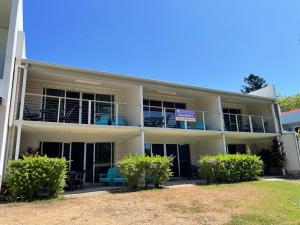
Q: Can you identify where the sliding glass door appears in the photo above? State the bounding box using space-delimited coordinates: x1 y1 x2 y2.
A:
145 143 191 178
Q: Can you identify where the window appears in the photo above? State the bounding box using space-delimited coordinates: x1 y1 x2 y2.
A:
223 108 242 131
227 144 246 154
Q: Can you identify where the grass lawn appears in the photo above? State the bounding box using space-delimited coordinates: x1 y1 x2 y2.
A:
1 180 300 225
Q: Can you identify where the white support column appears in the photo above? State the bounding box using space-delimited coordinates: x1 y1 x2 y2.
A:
217 96 224 131
139 85 144 127
235 114 239 132
9 65 22 126
88 100 91 125
249 115 253 133
19 66 28 120
262 117 265 133
57 97 61 122
271 103 280 133
202 111 206 130
115 103 119 125
222 134 227 154
14 125 22 160
140 130 145 155
79 93 82 124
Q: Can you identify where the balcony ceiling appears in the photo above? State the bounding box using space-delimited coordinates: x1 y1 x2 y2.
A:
0 0 11 29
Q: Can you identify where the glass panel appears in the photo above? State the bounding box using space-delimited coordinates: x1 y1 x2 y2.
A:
70 142 84 172
82 93 95 124
178 144 191 177
163 101 175 108
152 144 164 156
144 144 151 156
85 143 94 183
63 143 70 169
150 100 162 107
175 103 186 109
65 91 80 123
143 99 149 106
94 143 114 183
42 142 62 158
166 144 179 177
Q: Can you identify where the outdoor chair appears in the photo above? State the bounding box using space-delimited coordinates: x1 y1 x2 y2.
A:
23 107 42 121
99 167 115 186
112 116 126 126
59 106 78 123
95 115 110 125
193 120 205 130
112 168 126 186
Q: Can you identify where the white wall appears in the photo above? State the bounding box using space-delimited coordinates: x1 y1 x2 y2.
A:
125 134 144 155
0 28 8 79
249 85 276 98
281 133 300 175
0 0 25 186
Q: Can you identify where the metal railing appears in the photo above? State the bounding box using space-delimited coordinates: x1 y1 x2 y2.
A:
143 106 221 131
22 93 141 126
223 113 276 133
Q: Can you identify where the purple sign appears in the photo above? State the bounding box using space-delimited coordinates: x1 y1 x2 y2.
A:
175 109 196 122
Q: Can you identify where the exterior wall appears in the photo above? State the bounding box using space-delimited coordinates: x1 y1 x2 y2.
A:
0 27 8 79
225 137 273 154
281 133 300 176
190 137 225 165
0 0 25 186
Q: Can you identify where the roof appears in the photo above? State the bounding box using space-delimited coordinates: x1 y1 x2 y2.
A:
21 59 277 102
281 109 300 124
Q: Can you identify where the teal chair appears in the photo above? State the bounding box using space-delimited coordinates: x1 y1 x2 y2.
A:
112 116 126 126
96 115 110 125
177 121 192 129
194 120 205 130
99 167 115 186
112 168 126 186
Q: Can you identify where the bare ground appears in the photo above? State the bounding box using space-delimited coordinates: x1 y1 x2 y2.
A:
0 183 266 225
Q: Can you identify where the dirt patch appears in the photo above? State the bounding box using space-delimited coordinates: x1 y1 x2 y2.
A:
0 184 266 225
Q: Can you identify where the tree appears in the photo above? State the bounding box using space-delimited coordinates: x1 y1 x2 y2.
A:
241 74 268 93
278 93 300 112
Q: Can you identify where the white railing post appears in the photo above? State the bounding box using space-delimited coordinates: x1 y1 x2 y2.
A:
184 121 188 129
88 100 91 125
163 108 166 128
115 103 119 125
262 117 265 133
249 115 253 133
19 66 28 120
57 97 61 122
79 96 82 124
235 114 239 132
202 111 206 130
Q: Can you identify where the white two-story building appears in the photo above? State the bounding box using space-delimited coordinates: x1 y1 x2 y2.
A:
1 0 292 186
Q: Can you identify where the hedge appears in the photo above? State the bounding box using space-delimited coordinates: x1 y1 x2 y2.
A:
198 154 263 184
119 155 172 188
6 156 67 200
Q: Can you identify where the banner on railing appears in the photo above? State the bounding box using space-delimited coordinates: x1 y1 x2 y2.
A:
175 109 196 122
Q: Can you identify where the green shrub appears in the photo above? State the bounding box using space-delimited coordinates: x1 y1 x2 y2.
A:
119 155 172 188
198 154 263 184
6 156 67 200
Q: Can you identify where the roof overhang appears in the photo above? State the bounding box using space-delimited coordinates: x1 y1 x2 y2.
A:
21 59 277 102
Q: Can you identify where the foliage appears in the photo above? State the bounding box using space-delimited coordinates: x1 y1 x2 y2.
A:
119 155 173 188
6 156 67 200
278 93 300 112
19 146 39 159
198 154 263 184
241 74 267 93
258 139 285 172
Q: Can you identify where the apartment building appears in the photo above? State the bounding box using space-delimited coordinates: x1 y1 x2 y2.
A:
1 0 291 186
2 59 278 183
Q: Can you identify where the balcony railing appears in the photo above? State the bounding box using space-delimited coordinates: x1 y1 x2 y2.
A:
143 106 221 131
22 93 141 126
223 113 276 133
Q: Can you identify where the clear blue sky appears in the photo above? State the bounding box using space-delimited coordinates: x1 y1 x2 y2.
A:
24 0 300 96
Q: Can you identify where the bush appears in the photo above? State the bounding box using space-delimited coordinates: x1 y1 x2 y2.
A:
198 154 263 184
119 155 172 188
6 156 67 200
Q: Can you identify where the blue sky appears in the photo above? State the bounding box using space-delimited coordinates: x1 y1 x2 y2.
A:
24 0 300 96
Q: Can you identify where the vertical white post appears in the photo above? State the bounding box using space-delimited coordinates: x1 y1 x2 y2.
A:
88 100 91 125
262 117 265 133
202 111 206 130
271 103 280 133
15 125 22 160
140 130 145 155
222 133 227 154
115 103 119 125
249 115 253 133
163 108 167 128
79 93 82 124
19 66 28 120
184 121 188 130
69 143 72 171
217 96 224 131
139 85 144 127
235 114 239 132
57 97 61 122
